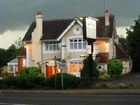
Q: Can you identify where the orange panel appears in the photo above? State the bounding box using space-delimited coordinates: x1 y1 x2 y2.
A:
46 66 58 78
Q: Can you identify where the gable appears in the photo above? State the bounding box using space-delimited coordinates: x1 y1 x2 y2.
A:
61 23 83 40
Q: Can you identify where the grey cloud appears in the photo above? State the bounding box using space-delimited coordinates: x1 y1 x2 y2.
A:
0 0 139 34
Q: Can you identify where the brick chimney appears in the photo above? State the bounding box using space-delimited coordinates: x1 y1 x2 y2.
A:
31 11 43 67
105 10 110 26
35 11 43 38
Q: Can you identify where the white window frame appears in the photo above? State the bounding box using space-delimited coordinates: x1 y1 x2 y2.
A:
68 58 83 77
68 36 86 52
43 42 60 53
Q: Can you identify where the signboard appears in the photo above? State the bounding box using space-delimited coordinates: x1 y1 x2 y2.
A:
83 17 97 39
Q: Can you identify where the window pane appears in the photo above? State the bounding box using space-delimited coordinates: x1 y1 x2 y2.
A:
74 43 77 49
53 44 57 50
49 44 52 51
83 41 86 49
70 43 73 49
79 43 82 49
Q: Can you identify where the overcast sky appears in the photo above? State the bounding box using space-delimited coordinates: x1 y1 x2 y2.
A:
0 0 140 49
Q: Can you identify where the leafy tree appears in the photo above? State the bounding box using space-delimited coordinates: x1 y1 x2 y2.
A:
6 44 18 62
0 43 23 69
108 59 123 78
14 37 24 49
0 48 6 69
126 16 140 72
81 56 99 79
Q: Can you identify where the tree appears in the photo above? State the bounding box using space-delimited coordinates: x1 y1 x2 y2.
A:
0 43 23 69
14 37 24 49
126 16 140 72
81 56 99 79
0 48 6 69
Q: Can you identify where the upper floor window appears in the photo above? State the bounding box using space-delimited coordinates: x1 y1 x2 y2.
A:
45 42 60 51
69 38 86 50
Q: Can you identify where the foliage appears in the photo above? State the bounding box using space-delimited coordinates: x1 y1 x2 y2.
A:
126 16 140 72
0 44 23 69
14 37 24 48
99 71 110 81
20 67 44 77
46 73 80 89
0 48 7 69
0 67 46 89
81 56 99 79
108 59 123 78
0 76 47 89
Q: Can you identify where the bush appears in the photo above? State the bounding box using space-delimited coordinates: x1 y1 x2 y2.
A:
0 67 47 89
81 56 99 79
0 76 47 89
108 59 123 78
46 73 80 89
79 77 95 88
99 71 110 81
20 67 44 77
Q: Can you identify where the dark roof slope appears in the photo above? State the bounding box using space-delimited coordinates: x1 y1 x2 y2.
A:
41 19 73 40
114 42 130 59
22 15 115 42
22 22 35 42
96 15 114 38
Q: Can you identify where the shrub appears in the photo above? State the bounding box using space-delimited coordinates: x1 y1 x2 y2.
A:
81 56 99 79
46 73 80 89
0 76 47 89
108 59 123 78
79 77 95 88
0 67 47 89
20 67 44 77
99 71 110 81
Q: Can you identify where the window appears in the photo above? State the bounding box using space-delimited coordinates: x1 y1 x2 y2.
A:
69 60 83 73
69 38 86 50
45 42 60 51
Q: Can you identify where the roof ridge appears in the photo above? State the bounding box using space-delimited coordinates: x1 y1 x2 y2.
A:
43 18 73 22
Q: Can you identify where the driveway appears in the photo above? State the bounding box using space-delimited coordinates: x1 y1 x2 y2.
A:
99 72 140 87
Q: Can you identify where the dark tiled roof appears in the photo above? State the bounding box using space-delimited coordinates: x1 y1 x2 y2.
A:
22 22 35 42
41 19 73 40
96 15 114 38
114 42 130 59
22 15 114 41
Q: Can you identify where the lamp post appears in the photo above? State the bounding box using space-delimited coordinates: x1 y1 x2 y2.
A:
54 56 57 89
60 44 66 89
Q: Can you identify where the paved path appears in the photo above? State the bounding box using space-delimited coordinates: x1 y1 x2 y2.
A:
100 72 140 87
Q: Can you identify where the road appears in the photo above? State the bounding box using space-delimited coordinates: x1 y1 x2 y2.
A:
0 91 140 105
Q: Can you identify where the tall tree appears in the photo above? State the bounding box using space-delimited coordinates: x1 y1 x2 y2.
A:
14 37 24 49
126 16 140 72
0 48 6 69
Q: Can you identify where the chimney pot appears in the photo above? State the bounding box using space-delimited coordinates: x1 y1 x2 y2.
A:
36 11 42 15
105 9 110 26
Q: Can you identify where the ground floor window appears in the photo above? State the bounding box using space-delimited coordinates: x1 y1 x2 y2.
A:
69 60 83 73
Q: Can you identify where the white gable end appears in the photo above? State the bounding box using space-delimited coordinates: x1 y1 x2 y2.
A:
57 18 83 41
